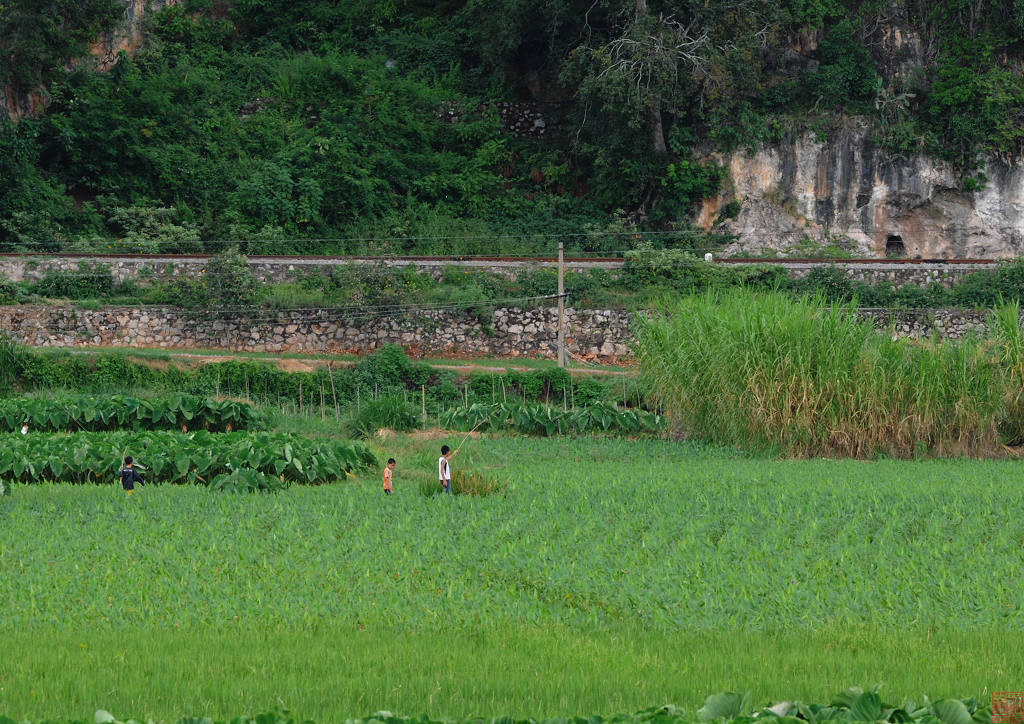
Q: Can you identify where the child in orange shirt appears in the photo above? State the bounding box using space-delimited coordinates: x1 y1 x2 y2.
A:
383 458 395 495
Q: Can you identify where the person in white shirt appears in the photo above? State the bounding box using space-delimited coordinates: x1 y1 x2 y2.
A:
438 444 457 494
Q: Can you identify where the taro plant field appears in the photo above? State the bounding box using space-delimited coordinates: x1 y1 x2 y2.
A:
0 431 375 486
0 394 264 433
2 433 1023 722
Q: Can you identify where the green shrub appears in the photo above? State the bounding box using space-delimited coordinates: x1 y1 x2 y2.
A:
345 394 421 438
0 278 25 304
621 249 733 293
203 248 259 307
802 20 880 111
29 262 130 299
789 265 854 302
141 277 212 308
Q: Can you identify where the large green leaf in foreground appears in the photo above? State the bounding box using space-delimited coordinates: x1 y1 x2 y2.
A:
3 687 996 724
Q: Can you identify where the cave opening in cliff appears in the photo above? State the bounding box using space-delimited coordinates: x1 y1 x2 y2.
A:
886 235 905 258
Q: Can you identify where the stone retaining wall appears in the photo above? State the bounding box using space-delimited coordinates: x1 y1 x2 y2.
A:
757 260 993 288
0 254 1001 288
0 305 633 360
0 304 1002 360
853 308 990 338
0 255 614 284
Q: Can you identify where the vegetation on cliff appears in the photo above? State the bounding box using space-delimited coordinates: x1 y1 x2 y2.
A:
0 0 1022 253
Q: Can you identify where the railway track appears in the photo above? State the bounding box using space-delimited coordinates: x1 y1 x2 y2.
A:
0 252 1003 265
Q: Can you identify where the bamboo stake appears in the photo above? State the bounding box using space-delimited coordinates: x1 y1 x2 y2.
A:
328 363 340 419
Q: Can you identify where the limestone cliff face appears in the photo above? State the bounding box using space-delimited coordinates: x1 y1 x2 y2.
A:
0 83 46 122
88 0 181 71
704 122 1024 259
701 9 1023 259
1 0 180 120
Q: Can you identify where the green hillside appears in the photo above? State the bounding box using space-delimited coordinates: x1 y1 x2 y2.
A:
0 0 1022 254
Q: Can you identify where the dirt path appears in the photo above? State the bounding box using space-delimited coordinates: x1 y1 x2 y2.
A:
63 347 637 376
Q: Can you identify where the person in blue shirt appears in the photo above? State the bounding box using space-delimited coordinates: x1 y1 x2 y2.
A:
119 456 144 493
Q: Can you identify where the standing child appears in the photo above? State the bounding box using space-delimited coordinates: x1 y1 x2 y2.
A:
383 458 395 495
119 455 143 494
438 445 457 494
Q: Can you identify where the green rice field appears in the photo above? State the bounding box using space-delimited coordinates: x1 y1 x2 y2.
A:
1 436 1022 721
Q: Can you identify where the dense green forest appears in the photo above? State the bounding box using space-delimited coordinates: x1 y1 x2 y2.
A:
0 0 1022 255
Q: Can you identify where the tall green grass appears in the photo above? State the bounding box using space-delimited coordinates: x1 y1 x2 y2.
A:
991 299 1024 445
0 626 1016 723
634 290 1003 457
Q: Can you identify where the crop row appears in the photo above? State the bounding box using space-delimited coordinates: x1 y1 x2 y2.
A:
3 437 1023 630
441 401 664 436
0 430 375 486
6 688 994 724
0 394 263 433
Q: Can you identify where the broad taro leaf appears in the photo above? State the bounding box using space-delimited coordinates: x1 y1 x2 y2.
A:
832 688 868 710
50 408 69 431
698 692 752 722
849 692 883 722
932 700 974 724
46 456 64 480
174 454 191 479
129 396 149 421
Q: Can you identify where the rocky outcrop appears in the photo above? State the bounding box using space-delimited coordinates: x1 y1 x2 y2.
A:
1 0 180 121
88 0 181 71
706 121 1024 259
703 9 1023 259
0 83 46 122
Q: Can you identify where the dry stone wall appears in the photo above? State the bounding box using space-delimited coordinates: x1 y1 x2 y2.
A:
0 304 1002 360
0 305 633 360
0 255 616 285
740 260 993 288
0 254 1001 289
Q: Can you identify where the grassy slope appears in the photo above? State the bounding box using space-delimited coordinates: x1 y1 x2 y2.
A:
1 435 1021 720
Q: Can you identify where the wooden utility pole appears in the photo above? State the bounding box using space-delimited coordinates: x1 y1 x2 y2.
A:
557 241 566 367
